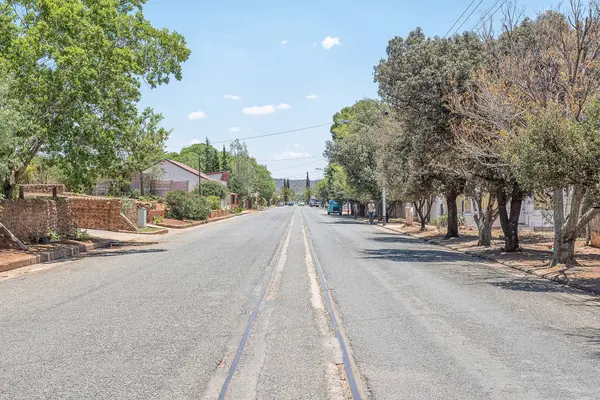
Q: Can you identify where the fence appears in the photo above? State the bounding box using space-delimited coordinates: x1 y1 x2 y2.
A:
130 174 189 197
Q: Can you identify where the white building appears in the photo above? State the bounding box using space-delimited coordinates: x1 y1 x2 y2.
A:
143 159 216 192
428 194 554 231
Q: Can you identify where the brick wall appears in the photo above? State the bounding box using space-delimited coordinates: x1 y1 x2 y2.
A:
20 184 65 196
69 198 137 232
209 209 228 219
0 199 73 243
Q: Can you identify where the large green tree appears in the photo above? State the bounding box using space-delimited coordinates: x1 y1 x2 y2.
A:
0 0 190 196
326 99 382 203
374 28 484 237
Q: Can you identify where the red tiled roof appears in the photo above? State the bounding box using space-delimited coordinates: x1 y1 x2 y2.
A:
164 159 213 181
207 171 230 182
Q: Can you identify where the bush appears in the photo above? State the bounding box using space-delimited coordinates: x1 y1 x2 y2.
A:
198 180 229 199
165 190 210 220
432 214 448 228
207 195 221 210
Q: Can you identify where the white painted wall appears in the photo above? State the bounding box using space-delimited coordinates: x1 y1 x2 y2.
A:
144 161 199 192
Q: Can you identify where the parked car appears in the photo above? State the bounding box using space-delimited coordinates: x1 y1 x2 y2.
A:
288 201 295 206
298 202 305 206
327 200 342 215
309 199 321 207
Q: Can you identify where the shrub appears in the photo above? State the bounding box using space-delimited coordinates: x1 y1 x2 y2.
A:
152 215 164 224
165 190 210 220
74 228 91 241
207 195 221 210
198 180 229 199
432 214 448 228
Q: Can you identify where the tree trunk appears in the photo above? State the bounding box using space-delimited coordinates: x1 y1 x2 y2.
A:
414 201 426 231
139 170 145 196
550 185 598 266
497 186 523 252
445 190 459 238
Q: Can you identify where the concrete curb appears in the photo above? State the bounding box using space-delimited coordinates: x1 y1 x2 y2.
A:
157 212 241 230
373 221 600 296
0 239 116 273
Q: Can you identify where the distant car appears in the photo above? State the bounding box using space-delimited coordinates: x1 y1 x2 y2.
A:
298 202 305 206
288 201 294 206
309 199 320 207
327 200 342 215
277 201 285 207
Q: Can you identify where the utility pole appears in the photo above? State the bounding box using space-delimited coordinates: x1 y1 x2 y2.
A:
198 154 202 195
382 185 387 226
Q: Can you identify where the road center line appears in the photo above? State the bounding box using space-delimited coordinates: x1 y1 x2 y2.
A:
216 209 296 400
300 209 364 400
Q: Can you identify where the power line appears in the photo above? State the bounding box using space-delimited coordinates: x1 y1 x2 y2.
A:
167 123 331 149
212 123 330 145
443 0 479 38
256 155 322 163
471 0 508 32
450 0 486 37
269 159 324 173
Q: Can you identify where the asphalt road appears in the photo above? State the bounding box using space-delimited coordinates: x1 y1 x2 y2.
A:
2 206 600 399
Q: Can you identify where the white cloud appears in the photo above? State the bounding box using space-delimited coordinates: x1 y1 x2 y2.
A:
224 94 242 100
306 94 318 99
188 138 202 145
229 127 241 132
293 143 299 147
276 103 291 110
281 40 288 45
242 105 276 115
274 151 311 160
321 36 340 49
188 111 206 120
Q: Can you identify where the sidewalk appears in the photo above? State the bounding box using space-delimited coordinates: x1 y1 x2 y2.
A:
362 217 600 295
1 238 115 274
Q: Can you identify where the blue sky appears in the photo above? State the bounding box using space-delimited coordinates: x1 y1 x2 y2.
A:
139 0 553 180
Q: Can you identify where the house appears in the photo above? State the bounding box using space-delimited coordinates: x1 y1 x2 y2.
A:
205 171 230 186
143 159 216 193
427 194 554 231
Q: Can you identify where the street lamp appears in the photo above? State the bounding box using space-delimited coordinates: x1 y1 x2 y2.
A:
336 118 387 226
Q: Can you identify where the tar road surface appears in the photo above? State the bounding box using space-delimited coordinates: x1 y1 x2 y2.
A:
1 206 600 399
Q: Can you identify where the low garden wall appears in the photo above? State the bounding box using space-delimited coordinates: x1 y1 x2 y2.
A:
69 198 137 232
209 209 228 219
20 184 66 196
0 198 75 243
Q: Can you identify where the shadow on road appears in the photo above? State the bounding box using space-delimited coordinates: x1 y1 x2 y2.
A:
369 233 416 244
319 218 366 226
360 247 476 264
488 277 574 294
44 248 168 264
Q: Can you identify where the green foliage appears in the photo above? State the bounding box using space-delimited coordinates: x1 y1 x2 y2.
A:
121 199 136 217
199 180 229 199
47 228 61 242
0 0 190 196
207 195 221 211
432 215 448 228
152 215 164 224
74 228 91 241
165 191 210 221
326 99 382 201
303 188 313 203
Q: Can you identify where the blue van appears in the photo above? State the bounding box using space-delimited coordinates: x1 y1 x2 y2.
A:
327 200 342 215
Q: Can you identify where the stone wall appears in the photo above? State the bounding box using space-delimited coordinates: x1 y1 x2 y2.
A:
20 184 65 196
0 199 74 243
209 209 228 219
69 198 137 232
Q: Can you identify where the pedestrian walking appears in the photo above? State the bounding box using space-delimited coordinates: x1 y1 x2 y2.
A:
367 200 376 225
